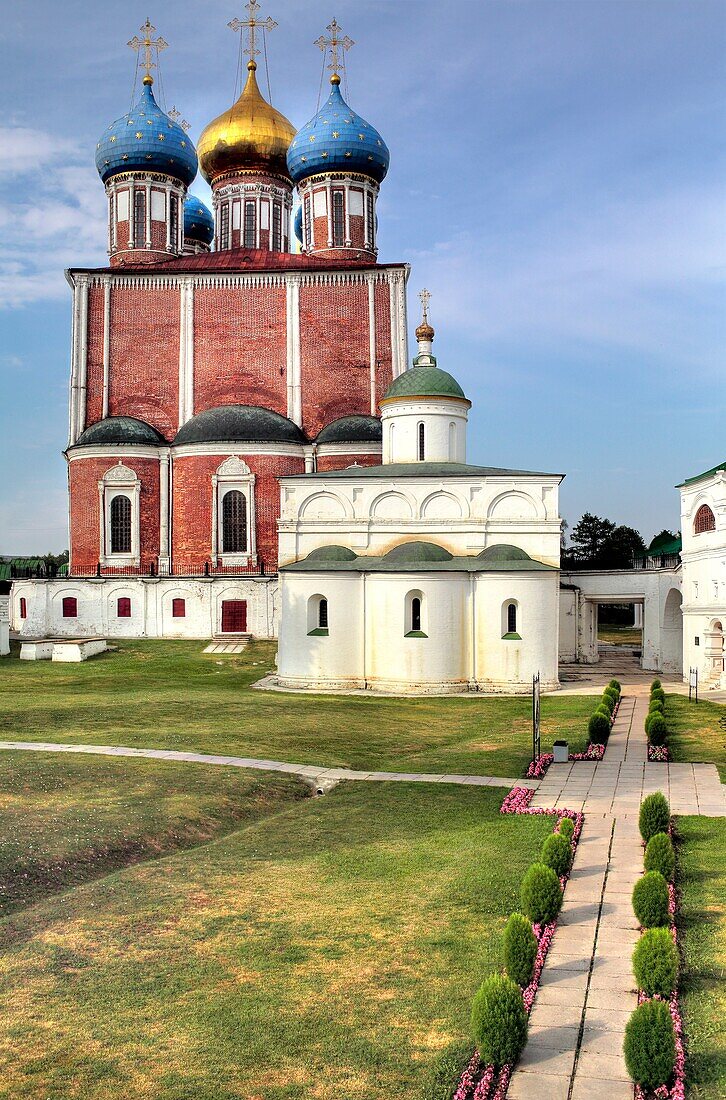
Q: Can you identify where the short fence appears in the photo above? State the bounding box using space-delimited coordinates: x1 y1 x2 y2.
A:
632 552 681 571
13 558 276 580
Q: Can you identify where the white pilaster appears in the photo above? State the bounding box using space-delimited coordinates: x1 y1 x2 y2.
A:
159 450 170 573
76 277 89 440
367 275 377 415
286 275 302 426
178 279 195 426
145 183 151 248
102 278 111 420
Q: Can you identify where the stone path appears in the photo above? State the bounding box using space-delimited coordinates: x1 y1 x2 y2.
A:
509 693 724 1100
0 740 524 790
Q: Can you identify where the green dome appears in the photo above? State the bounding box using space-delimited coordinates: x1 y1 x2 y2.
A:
74 416 167 447
383 541 453 563
382 364 467 402
305 545 357 562
478 544 532 562
173 405 306 446
315 415 382 444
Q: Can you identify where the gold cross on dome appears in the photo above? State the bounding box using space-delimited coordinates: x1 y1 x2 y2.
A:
127 18 168 83
229 0 277 64
314 18 354 79
168 106 191 132
419 287 431 324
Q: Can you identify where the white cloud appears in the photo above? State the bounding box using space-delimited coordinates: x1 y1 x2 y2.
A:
0 127 80 175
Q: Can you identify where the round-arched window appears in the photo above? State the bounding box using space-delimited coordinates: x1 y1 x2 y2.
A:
694 504 716 534
222 490 247 553
110 494 131 554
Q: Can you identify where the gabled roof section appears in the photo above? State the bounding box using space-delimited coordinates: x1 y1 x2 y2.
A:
282 461 563 480
677 460 726 488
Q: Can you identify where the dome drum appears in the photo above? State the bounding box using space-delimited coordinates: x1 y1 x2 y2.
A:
211 179 292 253
105 174 186 264
297 174 379 258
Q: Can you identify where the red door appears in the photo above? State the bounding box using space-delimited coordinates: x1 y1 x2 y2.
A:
221 600 247 633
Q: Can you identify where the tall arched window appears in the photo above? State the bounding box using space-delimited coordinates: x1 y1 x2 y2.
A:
318 598 328 629
365 192 375 247
448 422 456 461
304 194 312 250
332 190 345 246
307 594 329 636
507 603 517 634
19 597 27 619
169 194 177 247
219 203 230 249
411 597 421 632
271 202 282 251
405 590 427 637
418 422 425 461
222 490 247 553
694 504 716 533
133 189 145 245
110 495 132 554
244 201 256 248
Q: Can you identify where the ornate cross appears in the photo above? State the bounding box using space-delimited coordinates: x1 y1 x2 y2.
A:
314 18 354 77
168 107 191 133
228 0 277 64
419 287 431 324
127 18 168 82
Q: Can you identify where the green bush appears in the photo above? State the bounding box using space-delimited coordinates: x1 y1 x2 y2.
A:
648 697 665 714
558 817 575 841
424 1042 475 1100
603 686 619 707
520 863 562 924
639 792 670 842
632 871 670 927
609 678 621 693
540 832 572 878
651 678 662 691
471 974 528 1067
644 833 675 881
632 928 678 997
594 704 612 719
648 715 668 746
623 1000 675 1088
600 692 615 714
588 712 610 745
503 912 537 987
651 686 666 705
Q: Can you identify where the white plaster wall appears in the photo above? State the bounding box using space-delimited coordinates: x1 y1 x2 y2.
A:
278 473 562 569
277 573 364 688
558 588 579 663
680 470 726 684
381 399 468 464
475 572 560 692
0 595 9 656
365 572 469 692
10 578 278 640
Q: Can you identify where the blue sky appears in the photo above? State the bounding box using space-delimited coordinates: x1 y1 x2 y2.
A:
1 0 724 553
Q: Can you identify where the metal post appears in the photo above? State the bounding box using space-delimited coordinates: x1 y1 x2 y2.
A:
532 672 541 766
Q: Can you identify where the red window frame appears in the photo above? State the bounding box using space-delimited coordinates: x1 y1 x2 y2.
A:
62 597 77 618
19 597 27 619
172 598 186 618
117 597 131 618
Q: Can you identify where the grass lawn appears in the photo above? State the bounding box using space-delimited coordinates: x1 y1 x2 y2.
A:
0 640 595 777
597 625 642 646
0 751 307 916
666 694 726 780
0 759 553 1099
677 816 726 1100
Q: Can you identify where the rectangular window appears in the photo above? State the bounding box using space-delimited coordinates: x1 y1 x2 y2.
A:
271 202 282 252
220 203 230 249
172 598 186 618
19 597 27 619
332 190 345 246
133 189 146 245
169 194 177 247
244 201 256 248
304 194 312 250
366 192 374 246
62 597 77 618
117 597 131 618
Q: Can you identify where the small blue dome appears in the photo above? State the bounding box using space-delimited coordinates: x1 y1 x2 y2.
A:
287 77 389 186
184 195 214 245
95 79 198 187
293 204 303 245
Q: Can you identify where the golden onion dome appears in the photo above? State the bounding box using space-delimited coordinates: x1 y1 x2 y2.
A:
197 61 296 184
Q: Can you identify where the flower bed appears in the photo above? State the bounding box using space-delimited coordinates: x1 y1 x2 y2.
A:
525 741 605 779
647 744 670 763
451 790 584 1099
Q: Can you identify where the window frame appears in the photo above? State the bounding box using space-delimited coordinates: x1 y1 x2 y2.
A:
243 200 256 248
62 596 77 619
221 489 248 555
110 493 132 555
19 596 27 619
307 593 329 637
99 465 141 566
117 596 132 618
332 190 345 247
694 503 716 534
172 598 186 619
133 188 146 247
405 589 427 638
502 600 521 640
417 422 425 462
219 202 230 249
211 457 257 566
271 201 282 251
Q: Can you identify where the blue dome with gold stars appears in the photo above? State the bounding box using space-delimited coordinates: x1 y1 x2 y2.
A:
183 195 214 245
287 76 389 185
95 78 198 187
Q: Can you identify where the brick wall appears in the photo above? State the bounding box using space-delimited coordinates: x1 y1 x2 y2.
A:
316 451 381 471
69 456 161 572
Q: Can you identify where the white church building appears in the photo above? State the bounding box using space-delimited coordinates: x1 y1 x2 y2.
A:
679 462 726 689
275 315 564 694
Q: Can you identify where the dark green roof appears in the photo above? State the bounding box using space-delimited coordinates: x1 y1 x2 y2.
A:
283 461 561 480
281 542 556 574
315 415 382 445
677 460 726 488
173 405 306 446
382 364 467 402
73 416 167 447
634 534 682 559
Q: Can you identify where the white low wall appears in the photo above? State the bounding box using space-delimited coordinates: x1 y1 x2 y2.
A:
10 577 279 640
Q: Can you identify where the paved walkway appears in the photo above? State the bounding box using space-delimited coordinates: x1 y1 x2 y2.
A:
509 693 724 1100
0 740 525 790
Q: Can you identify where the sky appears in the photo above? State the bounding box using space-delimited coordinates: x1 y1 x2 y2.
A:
0 0 724 554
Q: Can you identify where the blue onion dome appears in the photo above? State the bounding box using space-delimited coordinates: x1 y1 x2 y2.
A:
95 76 198 187
287 75 389 185
183 195 214 246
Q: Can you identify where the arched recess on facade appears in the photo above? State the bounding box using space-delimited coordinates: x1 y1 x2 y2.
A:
298 491 352 522
370 490 415 520
420 490 468 521
487 490 543 521
660 588 683 675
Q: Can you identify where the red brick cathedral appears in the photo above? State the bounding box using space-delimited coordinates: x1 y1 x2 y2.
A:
66 13 408 612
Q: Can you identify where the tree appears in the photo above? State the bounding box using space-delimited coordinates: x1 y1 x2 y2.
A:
569 513 616 567
601 525 646 569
